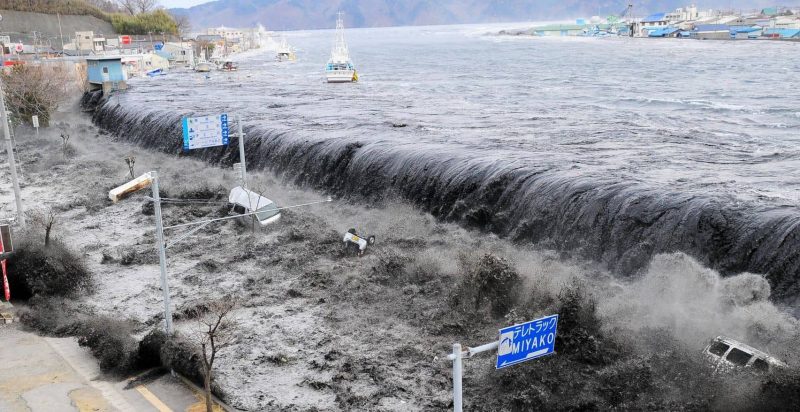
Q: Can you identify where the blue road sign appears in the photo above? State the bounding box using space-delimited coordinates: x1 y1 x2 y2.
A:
496 314 558 369
182 114 230 151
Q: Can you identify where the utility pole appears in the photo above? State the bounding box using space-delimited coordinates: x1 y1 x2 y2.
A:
0 79 25 227
150 171 173 335
237 114 247 189
57 13 65 51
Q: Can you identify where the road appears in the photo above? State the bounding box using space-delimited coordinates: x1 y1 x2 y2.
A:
0 321 207 412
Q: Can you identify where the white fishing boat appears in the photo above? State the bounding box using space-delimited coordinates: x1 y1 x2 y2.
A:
195 51 212 72
195 61 212 72
326 12 357 83
276 38 296 62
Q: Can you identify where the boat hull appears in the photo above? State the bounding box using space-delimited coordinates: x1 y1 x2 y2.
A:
326 70 355 83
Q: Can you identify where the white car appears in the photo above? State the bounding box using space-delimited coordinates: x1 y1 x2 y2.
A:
228 186 281 226
703 336 787 374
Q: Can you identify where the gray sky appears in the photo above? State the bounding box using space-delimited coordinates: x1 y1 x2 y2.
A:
160 0 211 8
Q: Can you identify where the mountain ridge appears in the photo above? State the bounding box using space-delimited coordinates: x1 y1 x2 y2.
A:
171 0 789 31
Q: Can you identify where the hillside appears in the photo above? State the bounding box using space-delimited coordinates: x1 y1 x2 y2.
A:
0 0 111 21
171 0 786 30
0 9 116 39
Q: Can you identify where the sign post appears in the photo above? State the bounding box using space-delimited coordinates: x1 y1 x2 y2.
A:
444 314 559 411
182 113 229 151
31 115 39 136
0 225 11 302
236 114 247 188
181 113 247 188
0 76 25 226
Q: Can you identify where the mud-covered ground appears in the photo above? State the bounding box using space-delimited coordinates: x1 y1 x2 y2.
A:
2 104 800 411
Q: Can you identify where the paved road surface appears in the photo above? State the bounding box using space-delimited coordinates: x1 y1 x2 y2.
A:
0 322 204 411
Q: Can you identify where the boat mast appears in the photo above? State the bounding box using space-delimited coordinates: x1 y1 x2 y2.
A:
331 11 348 60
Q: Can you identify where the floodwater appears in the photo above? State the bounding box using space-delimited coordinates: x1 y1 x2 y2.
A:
97 24 800 307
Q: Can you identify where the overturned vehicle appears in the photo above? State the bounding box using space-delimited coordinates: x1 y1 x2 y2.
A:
704 336 787 374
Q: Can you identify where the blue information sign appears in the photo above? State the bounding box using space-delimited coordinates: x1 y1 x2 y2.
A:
182 113 230 151
496 314 558 369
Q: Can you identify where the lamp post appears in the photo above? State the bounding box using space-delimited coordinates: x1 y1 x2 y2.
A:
109 172 173 334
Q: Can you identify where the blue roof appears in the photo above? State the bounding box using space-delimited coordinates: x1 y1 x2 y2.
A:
647 27 680 37
763 28 800 37
694 24 730 32
642 13 667 23
730 26 761 33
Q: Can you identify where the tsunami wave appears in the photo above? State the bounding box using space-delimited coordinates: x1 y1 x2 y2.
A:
84 91 800 310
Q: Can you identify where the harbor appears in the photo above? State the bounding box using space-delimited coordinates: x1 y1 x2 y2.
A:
500 4 800 40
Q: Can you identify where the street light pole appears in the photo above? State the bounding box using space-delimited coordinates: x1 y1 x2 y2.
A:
0 78 25 227
150 171 173 335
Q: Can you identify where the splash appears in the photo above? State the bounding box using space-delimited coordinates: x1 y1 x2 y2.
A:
84 91 800 310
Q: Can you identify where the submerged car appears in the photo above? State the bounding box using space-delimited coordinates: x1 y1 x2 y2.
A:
228 186 281 226
703 336 787 374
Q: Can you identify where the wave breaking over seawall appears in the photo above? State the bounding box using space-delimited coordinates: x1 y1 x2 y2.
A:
85 92 800 309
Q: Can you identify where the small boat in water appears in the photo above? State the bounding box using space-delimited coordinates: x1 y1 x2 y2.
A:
195 61 212 72
326 12 357 83
276 38 296 62
220 59 239 71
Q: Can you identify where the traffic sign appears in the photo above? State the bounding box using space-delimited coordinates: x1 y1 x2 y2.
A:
181 114 230 151
31 115 39 129
496 314 558 369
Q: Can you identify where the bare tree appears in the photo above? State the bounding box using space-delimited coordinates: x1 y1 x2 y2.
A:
60 132 71 159
30 208 57 246
125 155 136 178
189 298 238 412
171 13 191 36
0 64 71 127
116 0 158 14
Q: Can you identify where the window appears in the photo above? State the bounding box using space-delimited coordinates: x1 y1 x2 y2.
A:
102 67 108 74
708 341 729 357
726 348 752 367
752 358 769 373
255 203 280 222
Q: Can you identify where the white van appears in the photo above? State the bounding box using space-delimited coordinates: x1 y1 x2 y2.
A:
228 186 281 226
703 336 787 374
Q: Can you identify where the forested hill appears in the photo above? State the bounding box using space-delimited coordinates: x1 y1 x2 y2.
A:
171 0 786 31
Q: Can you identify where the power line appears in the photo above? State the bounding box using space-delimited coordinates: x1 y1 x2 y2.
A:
162 198 332 230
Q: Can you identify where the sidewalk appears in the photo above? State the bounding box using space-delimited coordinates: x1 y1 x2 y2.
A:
0 322 201 412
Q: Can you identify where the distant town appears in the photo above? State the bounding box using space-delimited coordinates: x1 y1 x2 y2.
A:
502 4 800 40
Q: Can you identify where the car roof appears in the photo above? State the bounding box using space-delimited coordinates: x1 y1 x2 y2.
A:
229 186 275 210
712 336 786 366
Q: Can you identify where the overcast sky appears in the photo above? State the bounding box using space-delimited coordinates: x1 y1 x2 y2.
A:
160 0 211 8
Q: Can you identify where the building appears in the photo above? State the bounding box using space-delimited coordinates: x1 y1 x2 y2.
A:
86 56 127 93
762 28 800 39
693 24 731 40
160 42 195 66
75 31 107 52
648 27 681 37
207 26 243 41
120 53 170 77
530 24 590 36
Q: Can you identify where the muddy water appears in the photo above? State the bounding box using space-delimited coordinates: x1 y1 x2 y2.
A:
89 24 800 309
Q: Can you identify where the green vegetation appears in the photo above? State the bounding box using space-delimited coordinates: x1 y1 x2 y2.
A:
2 0 179 35
110 9 178 35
